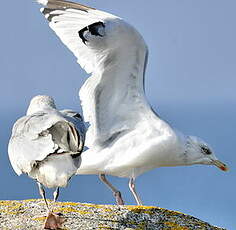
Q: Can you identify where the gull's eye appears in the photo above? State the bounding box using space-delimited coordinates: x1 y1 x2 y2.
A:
201 146 212 155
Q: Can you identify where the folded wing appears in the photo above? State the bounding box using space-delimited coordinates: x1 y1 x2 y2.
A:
8 110 85 175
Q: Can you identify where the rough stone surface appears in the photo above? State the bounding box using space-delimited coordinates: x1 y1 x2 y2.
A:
0 199 226 229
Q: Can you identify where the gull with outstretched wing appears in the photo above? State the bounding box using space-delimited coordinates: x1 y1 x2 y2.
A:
36 0 228 206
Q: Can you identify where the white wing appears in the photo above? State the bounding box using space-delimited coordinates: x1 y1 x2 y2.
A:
38 0 152 148
38 0 117 74
8 110 84 175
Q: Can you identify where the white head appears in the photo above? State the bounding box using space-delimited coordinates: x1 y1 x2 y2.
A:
26 95 56 115
185 136 228 171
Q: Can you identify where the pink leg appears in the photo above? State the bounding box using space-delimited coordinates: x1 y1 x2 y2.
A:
99 174 125 205
129 178 143 205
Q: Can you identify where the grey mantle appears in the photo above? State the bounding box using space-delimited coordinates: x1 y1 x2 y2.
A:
0 200 226 229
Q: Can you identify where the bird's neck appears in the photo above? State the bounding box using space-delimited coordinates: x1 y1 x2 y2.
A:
170 135 203 167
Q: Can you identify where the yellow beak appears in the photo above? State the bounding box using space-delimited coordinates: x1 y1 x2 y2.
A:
212 160 229 171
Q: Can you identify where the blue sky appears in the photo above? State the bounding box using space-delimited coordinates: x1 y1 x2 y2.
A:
1 0 235 229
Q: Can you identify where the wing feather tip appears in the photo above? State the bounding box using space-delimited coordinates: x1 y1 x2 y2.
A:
40 7 45 13
37 0 48 5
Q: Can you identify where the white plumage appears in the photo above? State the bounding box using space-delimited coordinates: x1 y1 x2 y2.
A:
8 95 85 188
37 0 228 205
37 0 48 5
8 95 86 228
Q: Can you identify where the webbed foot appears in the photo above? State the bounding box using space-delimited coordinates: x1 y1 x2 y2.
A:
44 212 65 230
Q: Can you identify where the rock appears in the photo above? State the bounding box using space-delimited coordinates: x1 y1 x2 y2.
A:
0 199 226 229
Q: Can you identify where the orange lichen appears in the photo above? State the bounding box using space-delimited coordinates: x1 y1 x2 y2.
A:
32 216 47 221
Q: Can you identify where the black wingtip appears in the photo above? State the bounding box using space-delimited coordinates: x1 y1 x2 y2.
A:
41 0 94 12
88 22 105 37
40 0 95 22
78 22 105 44
78 27 89 44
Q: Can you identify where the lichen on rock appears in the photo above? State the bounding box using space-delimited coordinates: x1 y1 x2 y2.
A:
0 200 226 230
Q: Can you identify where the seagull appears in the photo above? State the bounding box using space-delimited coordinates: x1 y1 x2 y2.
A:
8 95 86 229
36 0 229 206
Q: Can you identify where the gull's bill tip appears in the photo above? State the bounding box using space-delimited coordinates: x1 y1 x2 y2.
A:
212 160 229 172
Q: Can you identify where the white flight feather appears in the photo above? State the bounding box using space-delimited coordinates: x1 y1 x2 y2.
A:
37 0 48 6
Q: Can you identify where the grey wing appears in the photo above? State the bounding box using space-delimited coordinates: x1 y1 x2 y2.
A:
8 111 85 175
60 109 86 153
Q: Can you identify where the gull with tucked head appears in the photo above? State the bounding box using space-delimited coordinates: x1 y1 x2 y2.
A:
36 0 228 206
8 95 86 229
